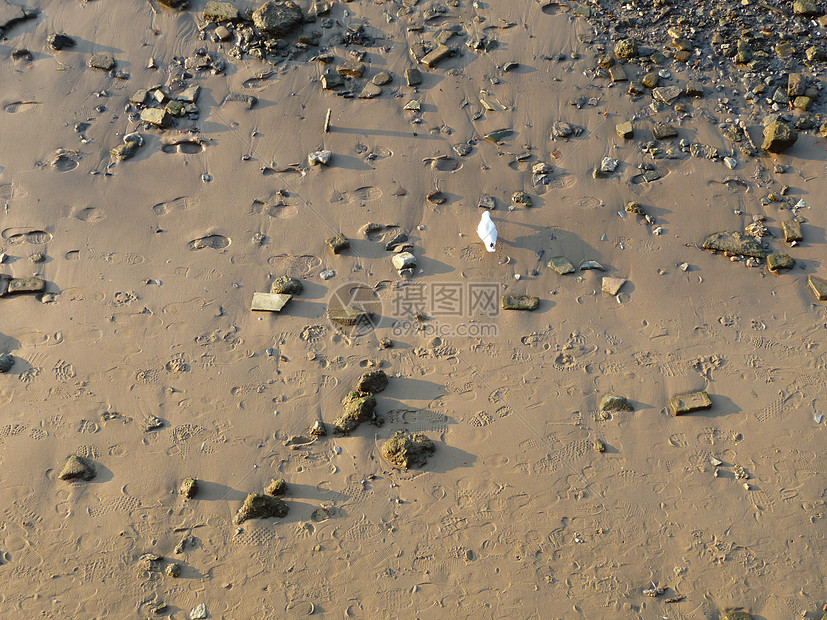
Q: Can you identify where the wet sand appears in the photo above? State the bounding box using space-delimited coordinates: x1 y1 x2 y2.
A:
0 0 825 617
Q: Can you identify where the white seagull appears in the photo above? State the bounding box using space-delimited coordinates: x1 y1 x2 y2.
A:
477 210 498 252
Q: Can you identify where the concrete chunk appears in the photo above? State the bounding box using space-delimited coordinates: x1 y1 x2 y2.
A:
6 276 46 295
501 295 539 311
141 108 171 128
421 45 451 68
702 231 769 258
203 1 238 21
669 391 712 415
251 292 292 312
601 277 626 296
808 275 827 301
782 220 803 243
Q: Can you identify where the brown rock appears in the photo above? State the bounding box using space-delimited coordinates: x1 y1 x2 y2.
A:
601 277 626 296
808 275 827 301
782 220 802 243
761 120 797 153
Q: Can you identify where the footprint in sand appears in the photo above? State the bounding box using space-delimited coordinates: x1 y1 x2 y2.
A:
2 228 53 245
52 153 79 172
575 196 604 209
541 2 571 14
3 101 40 114
426 157 462 172
152 196 198 215
467 411 493 427
74 206 106 222
267 254 321 276
329 185 383 205
188 234 230 251
252 198 299 220
161 141 205 154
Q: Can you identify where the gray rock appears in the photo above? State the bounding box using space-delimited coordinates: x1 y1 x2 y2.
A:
600 156 619 173
253 1 303 36
405 68 422 86
601 394 633 412
58 455 96 481
308 149 332 166
11 48 32 61
338 60 366 78
788 73 805 97
766 253 794 273
381 430 435 469
552 121 574 138
806 45 826 61
608 64 627 82
0 353 14 373
385 232 409 251
762 120 797 153
616 121 634 139
265 478 288 496
88 53 115 71
512 191 532 207
685 82 703 97
723 157 737 170
357 369 389 394
549 257 575 275
702 231 769 258
333 392 376 434
203 1 238 21
190 604 208 620
270 275 303 295
421 44 451 68
0 0 35 34
532 162 552 175
484 128 514 142
771 88 789 105
653 86 681 104
326 233 349 254
478 194 496 210
179 477 198 499
141 108 171 128
372 71 392 85
234 493 288 524
130 89 148 105
110 141 140 160
142 415 164 431
177 85 200 103
326 305 370 327
669 391 711 415
641 72 659 89
601 277 626 296
808 275 827 301
358 83 381 99
4 276 45 295
653 123 677 139
309 420 327 436
782 220 802 243
501 295 539 311
321 72 343 89
392 251 416 271
614 38 638 59
793 0 820 16
48 33 76 50
157 0 190 8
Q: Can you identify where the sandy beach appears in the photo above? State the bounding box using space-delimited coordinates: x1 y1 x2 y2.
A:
0 0 825 617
